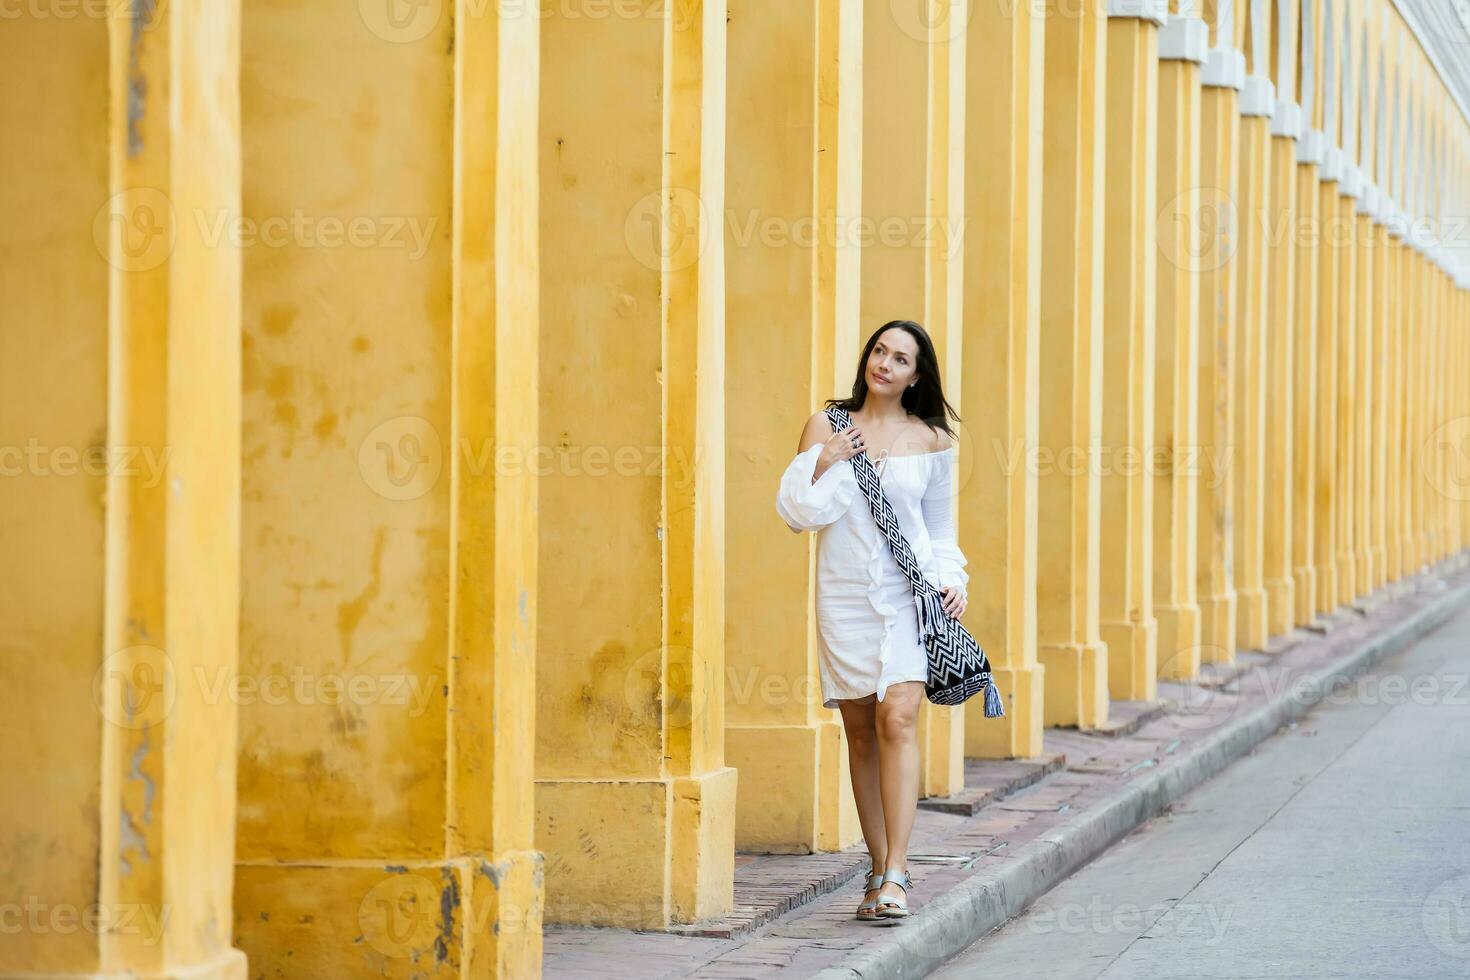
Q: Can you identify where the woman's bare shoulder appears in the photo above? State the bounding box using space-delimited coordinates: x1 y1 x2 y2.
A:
925 423 958 453
798 409 837 453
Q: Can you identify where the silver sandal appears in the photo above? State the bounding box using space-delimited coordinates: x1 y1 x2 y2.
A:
855 869 885 921
875 868 912 918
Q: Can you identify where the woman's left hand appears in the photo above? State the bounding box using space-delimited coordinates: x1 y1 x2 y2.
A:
940 586 967 619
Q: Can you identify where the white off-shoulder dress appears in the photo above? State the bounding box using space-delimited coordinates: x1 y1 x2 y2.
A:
775 440 969 708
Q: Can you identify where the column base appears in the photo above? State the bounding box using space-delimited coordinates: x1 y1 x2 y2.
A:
1356 548 1376 595
1336 551 1358 603
1315 556 1337 615
236 850 543 978
817 719 862 851
1292 563 1316 624
1155 600 1201 680
918 701 966 797
1368 545 1386 590
1101 616 1158 701
1037 641 1109 729
727 723 855 853
966 663 1046 758
1386 539 1403 584
1235 585 1268 650
536 768 736 928
1265 574 1295 636
1198 588 1237 663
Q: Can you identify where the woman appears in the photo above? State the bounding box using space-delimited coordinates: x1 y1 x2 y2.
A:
774 321 969 922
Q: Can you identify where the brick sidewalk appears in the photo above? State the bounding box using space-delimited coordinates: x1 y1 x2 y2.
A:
544 558 1470 979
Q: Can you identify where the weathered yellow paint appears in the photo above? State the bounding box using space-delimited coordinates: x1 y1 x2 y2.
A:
535 0 736 928
1292 154 1321 623
0 14 111 977
1037 0 1110 728
1232 60 1271 649
231 3 543 975
1262 133 1297 637
1262 0 1300 637
1099 11 1160 702
857 0 965 794
917 0 970 794
724 0 859 854
1197 57 1241 663
1293 0 1325 622
1 3 246 977
961 0 1048 757
9 0 1470 976
1317 177 1343 612
1154 29 1205 682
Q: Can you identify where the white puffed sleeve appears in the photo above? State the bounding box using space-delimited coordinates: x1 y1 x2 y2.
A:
920 450 969 591
775 443 857 533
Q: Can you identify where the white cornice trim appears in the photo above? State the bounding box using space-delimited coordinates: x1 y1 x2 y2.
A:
1158 15 1208 62
1298 128 1324 164
1108 0 1168 25
1320 145 1342 183
1202 46 1245 90
1271 99 1302 139
1240 75 1275 115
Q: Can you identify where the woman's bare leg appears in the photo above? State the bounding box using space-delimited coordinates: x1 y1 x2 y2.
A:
874 680 923 906
837 695 886 889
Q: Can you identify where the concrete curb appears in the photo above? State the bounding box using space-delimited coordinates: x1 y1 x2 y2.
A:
813 560 1470 980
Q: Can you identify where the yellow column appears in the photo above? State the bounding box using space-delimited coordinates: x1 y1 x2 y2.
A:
1099 0 1163 702
726 0 860 855
232 4 544 973
856 0 966 795
1196 0 1244 663
1341 18 1373 598
534 1 735 928
1 4 246 978
1382 42 1405 586
1351 187 1374 596
1153 9 1208 681
1427 233 1446 562
962 0 1048 756
916 0 972 792
1263 0 1300 635
1330 5 1359 603
1365 62 1390 594
1316 171 1342 613
1291 0 1323 622
1405 107 1425 576
1037 0 1110 727
1232 0 1271 649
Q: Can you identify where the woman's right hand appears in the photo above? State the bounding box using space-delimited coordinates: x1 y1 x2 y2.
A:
812 423 865 482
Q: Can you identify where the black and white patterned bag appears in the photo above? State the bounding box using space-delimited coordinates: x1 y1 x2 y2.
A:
825 406 1004 714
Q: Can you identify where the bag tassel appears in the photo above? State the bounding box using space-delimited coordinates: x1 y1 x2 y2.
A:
914 590 946 640
983 680 1005 718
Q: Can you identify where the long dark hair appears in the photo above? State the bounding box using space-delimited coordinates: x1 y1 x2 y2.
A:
823 320 961 439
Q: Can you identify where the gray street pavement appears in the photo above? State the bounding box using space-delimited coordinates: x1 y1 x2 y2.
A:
936 603 1470 980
